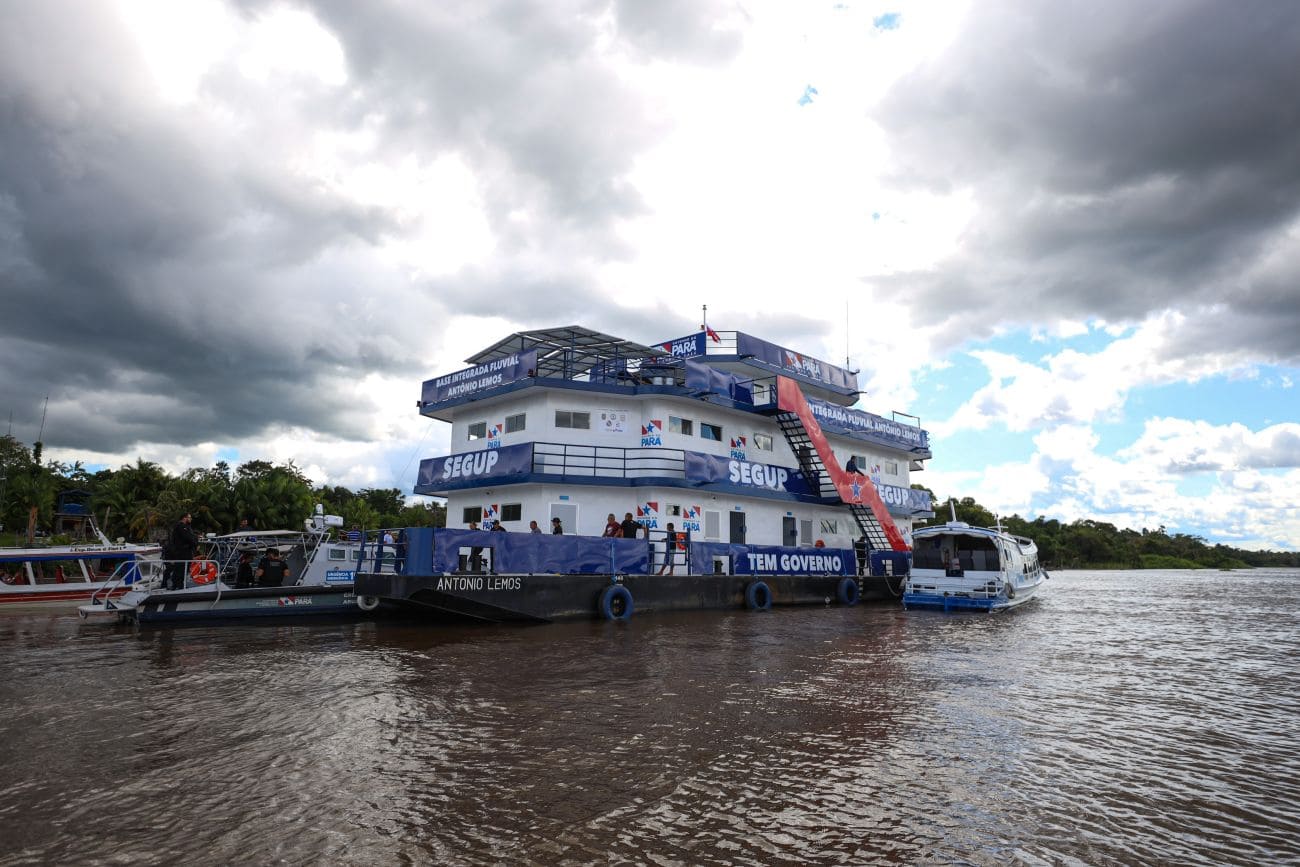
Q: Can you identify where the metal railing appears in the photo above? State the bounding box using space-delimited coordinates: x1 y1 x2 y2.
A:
531 442 688 480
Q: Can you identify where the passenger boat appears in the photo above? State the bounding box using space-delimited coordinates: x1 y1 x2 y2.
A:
78 507 397 624
0 524 160 606
355 325 934 623
903 508 1047 612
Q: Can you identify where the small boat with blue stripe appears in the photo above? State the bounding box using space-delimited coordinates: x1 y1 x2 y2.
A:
903 512 1047 612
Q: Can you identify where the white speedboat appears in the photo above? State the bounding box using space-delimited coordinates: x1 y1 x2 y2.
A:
0 523 160 607
78 507 398 624
903 511 1047 612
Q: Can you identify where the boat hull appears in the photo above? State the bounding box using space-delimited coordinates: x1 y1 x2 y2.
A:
355 571 894 623
84 585 365 624
1 582 133 607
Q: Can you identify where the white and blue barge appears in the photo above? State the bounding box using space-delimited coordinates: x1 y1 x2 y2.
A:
357 326 933 622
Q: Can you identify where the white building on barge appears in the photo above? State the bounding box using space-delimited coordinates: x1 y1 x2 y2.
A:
415 326 932 570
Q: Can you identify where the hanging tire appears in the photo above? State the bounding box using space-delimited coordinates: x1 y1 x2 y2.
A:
600 584 634 621
1005 581 1016 600
745 581 772 611
356 595 381 612
837 577 860 606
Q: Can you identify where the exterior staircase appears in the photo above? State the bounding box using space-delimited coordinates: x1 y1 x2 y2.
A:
773 376 910 552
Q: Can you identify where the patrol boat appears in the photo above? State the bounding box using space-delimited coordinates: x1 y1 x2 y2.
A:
354 325 933 623
78 507 396 624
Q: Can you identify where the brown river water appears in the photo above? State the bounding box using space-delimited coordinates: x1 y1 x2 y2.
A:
1 569 1297 866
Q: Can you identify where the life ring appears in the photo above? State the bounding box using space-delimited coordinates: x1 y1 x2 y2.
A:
745 581 772 611
190 561 218 585
837 576 860 606
356 595 381 612
1005 580 1016 599
599 584 634 621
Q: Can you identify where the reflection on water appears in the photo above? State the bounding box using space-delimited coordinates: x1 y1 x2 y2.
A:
1 570 1298 865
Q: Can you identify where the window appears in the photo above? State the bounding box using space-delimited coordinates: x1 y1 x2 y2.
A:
328 548 348 561
851 453 867 471
700 422 722 441
505 413 526 433
501 503 522 522
665 503 682 517
753 433 774 451
819 519 840 535
884 460 899 475
669 416 693 435
800 519 813 545
555 410 591 429
704 510 720 540
462 506 482 524
467 421 487 441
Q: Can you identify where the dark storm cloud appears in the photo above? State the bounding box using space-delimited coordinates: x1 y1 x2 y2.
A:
0 0 743 457
874 0 1300 364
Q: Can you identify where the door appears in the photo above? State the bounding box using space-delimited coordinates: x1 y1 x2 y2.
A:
782 516 797 547
549 503 578 536
729 511 746 544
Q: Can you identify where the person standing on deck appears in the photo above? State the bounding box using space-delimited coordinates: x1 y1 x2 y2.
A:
854 536 868 577
529 520 542 534
164 512 198 590
602 514 622 537
658 523 678 575
551 517 563 535
619 512 641 540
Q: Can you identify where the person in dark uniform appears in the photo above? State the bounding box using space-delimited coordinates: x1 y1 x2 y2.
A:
854 535 869 577
235 552 254 588
619 512 641 540
164 513 198 590
255 548 291 587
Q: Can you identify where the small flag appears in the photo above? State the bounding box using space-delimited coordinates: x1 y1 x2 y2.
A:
704 326 721 343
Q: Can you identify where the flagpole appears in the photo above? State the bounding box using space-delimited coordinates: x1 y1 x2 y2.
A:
701 304 708 330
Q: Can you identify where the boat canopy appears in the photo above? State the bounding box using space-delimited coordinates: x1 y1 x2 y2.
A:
465 326 663 379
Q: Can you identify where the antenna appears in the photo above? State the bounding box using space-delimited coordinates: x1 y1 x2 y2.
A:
701 304 708 330
36 395 48 443
845 299 850 369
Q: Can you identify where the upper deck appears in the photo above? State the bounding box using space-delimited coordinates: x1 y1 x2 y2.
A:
418 325 930 458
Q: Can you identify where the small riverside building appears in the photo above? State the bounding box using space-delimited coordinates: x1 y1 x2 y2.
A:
415 326 933 571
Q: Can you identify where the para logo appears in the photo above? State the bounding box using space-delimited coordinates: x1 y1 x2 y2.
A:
729 435 747 461
486 422 504 449
641 419 663 447
681 505 702 534
636 500 659 530
482 504 500 522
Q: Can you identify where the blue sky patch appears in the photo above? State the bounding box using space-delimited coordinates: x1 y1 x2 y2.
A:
873 13 902 30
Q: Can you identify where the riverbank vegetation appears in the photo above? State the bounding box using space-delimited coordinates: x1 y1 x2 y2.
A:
0 436 444 545
915 492 1299 570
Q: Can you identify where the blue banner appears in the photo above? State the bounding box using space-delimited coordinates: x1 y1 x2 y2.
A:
430 528 650 575
684 359 752 403
804 395 929 451
690 542 854 576
876 482 933 515
733 333 856 391
422 349 538 405
415 443 534 493
683 452 816 496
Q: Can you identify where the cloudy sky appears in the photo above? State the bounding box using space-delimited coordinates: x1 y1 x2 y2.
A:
2 0 1297 550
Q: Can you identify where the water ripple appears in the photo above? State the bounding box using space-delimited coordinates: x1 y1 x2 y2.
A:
0 570 1298 865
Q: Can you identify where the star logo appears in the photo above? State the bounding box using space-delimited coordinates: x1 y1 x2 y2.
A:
849 479 863 502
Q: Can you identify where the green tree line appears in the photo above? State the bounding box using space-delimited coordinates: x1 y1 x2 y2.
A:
0 436 445 544
915 490 1300 570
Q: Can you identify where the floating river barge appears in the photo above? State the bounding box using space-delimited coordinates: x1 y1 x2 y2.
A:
357 326 933 623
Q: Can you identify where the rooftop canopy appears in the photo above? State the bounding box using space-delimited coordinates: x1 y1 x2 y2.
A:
465 325 663 379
